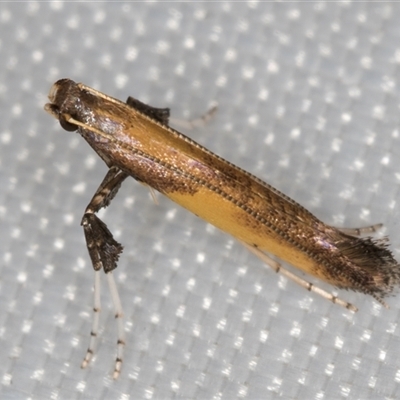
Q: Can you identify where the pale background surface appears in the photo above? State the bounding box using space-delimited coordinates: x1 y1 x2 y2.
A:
1 2 400 399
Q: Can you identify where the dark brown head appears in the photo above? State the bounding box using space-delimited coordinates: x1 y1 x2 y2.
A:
44 79 81 132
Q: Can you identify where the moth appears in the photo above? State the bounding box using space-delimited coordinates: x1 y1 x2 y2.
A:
45 78 400 378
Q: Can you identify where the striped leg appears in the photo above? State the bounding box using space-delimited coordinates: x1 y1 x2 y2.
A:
80 166 128 378
240 241 358 312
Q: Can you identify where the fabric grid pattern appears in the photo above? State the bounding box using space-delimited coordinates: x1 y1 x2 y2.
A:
1 2 400 399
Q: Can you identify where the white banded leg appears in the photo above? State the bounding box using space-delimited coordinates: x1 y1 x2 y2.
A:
338 223 383 236
81 270 102 370
106 271 125 379
81 271 125 379
240 241 358 312
170 105 218 130
80 166 128 377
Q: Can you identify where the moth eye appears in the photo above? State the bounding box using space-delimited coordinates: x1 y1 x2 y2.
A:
59 115 78 132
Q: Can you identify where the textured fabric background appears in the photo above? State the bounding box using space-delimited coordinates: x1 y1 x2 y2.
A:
1 2 400 399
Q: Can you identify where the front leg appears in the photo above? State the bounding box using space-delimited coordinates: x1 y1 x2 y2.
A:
80 166 128 378
81 165 128 273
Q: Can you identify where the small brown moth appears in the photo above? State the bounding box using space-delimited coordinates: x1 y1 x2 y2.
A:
45 79 400 378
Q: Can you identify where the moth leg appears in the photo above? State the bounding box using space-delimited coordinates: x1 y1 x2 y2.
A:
240 241 358 312
126 96 170 125
125 94 217 129
137 182 159 205
80 166 128 378
107 271 125 379
81 269 101 370
338 223 383 236
169 105 218 130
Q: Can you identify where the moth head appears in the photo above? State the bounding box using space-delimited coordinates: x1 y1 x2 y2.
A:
44 79 79 132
